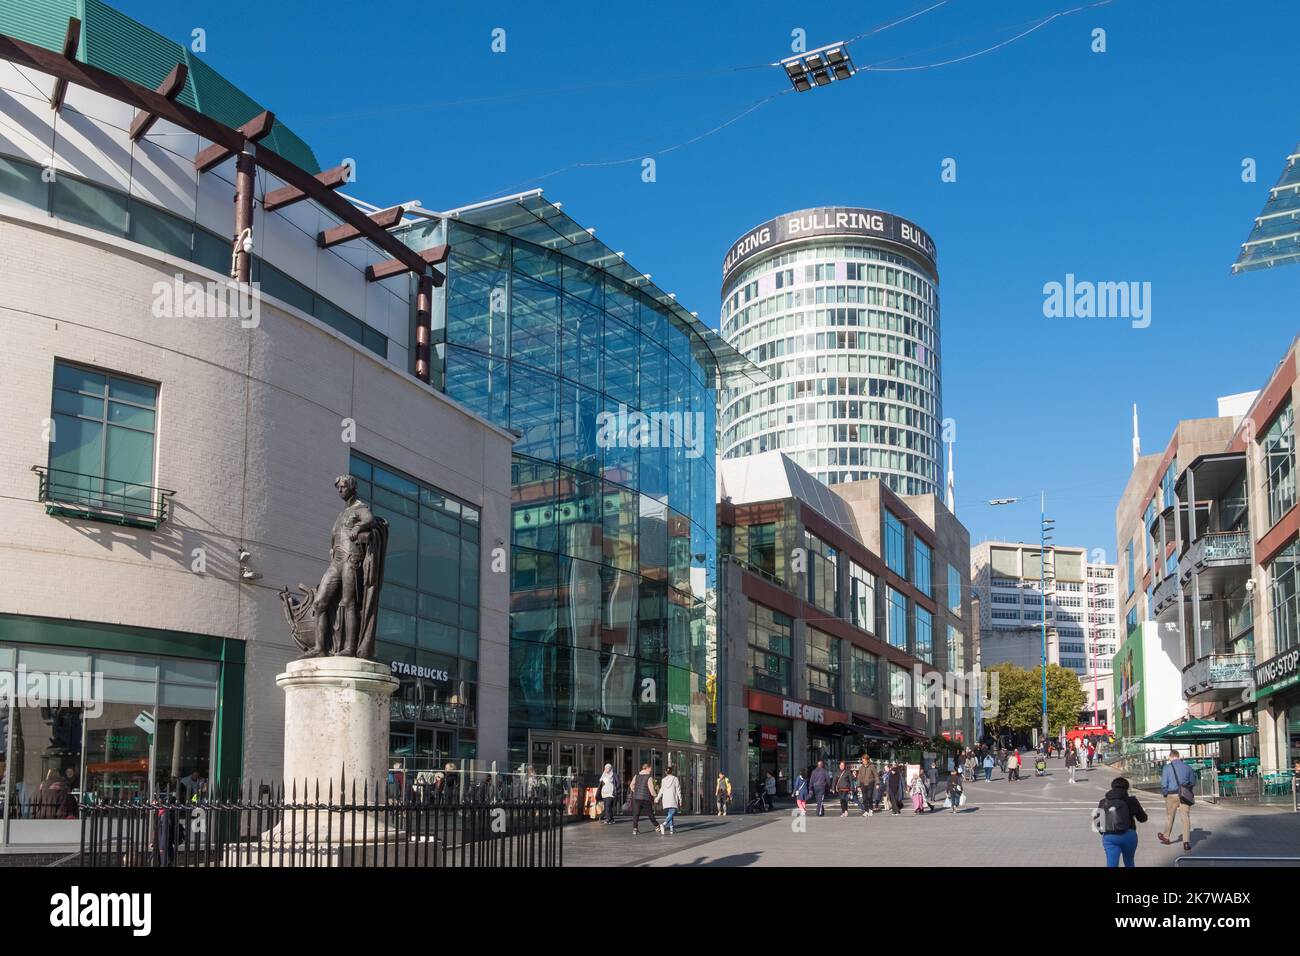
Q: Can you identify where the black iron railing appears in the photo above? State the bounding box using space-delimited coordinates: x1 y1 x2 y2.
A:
78 780 564 868
32 465 175 529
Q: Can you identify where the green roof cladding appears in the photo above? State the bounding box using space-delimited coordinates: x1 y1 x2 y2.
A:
0 0 321 173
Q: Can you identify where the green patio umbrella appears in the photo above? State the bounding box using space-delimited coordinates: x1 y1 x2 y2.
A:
1138 717 1254 744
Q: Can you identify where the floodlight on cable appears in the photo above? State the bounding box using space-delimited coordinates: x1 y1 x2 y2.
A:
778 42 855 92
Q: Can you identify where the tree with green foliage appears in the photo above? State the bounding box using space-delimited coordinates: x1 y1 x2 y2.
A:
984 661 1088 740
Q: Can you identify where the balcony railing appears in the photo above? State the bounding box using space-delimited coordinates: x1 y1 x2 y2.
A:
32 465 175 530
1181 531 1251 582
1182 652 1255 699
1151 571 1180 616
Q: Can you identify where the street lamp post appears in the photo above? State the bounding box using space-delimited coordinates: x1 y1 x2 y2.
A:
989 492 1053 747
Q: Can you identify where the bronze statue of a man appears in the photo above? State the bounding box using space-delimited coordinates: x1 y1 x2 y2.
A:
282 475 388 660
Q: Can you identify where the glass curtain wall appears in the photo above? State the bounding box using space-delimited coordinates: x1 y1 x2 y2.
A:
439 222 718 766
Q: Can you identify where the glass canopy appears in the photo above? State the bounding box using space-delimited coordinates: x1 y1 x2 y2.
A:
1233 142 1300 273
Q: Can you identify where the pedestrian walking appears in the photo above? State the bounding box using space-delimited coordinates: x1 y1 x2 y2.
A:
1157 750 1196 852
998 747 1008 774
857 759 879 817
764 770 777 811
599 763 619 824
909 769 928 814
945 770 963 814
715 772 731 816
792 769 810 815
927 759 939 790
809 760 831 817
1086 741 1096 770
656 765 681 834
982 752 994 782
629 762 661 835
1098 776 1148 867
1007 750 1021 783
834 761 854 817
1065 745 1078 784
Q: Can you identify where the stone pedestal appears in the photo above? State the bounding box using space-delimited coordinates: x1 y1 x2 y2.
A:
276 656 399 796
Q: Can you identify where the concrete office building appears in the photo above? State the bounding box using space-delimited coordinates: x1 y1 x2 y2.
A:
717 450 972 795
719 207 943 496
970 542 1118 726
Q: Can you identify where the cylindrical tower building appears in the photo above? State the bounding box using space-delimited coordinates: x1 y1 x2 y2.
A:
719 206 942 496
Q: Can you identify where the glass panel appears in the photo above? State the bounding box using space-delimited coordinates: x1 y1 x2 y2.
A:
128 201 192 258
0 155 48 210
153 708 213 797
93 653 158 681
84 703 151 799
4 702 83 844
51 176 128 235
159 659 219 686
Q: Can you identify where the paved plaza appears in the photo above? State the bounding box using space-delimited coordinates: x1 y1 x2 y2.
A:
564 762 1300 868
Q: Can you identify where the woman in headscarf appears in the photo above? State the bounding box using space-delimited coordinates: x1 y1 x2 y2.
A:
598 763 618 825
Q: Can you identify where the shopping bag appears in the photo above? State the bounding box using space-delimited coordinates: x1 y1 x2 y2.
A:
942 796 951 809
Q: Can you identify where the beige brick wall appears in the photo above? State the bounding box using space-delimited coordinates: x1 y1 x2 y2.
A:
0 212 514 781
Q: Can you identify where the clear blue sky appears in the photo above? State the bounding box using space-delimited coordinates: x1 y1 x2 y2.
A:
122 0 1300 560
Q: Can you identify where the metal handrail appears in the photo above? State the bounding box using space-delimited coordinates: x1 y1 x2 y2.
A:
32 465 175 526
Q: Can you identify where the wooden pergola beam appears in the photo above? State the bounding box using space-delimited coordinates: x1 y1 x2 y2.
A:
0 26 430 278
49 16 81 112
128 63 188 142
263 164 351 213
365 244 449 283
0 31 243 151
254 147 429 274
194 110 275 173
318 205 405 248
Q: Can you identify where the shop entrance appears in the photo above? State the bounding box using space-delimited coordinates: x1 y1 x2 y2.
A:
531 732 715 814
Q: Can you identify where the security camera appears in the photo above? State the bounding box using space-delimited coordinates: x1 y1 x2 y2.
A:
241 232 254 255
1245 580 1256 593
238 547 252 563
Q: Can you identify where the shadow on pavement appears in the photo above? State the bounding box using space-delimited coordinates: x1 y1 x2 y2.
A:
670 851 764 867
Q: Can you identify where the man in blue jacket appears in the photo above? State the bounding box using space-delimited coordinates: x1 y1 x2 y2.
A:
1158 750 1196 851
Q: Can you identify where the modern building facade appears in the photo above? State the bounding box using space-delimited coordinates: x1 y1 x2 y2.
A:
970 542 1118 726
1116 342 1300 774
0 4 519 847
0 0 751 843
718 207 943 496
392 196 750 813
717 451 973 796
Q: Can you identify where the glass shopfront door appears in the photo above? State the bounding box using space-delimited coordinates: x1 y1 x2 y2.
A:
1 644 218 846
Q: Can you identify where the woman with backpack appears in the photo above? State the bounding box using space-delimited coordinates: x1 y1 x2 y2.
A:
1098 776 1148 867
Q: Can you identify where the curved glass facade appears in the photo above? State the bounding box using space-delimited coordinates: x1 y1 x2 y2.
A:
423 219 719 767
719 210 942 496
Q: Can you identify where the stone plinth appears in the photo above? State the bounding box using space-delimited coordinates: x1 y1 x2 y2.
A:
276 656 399 796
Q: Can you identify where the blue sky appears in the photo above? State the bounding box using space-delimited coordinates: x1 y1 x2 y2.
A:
122 0 1300 560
